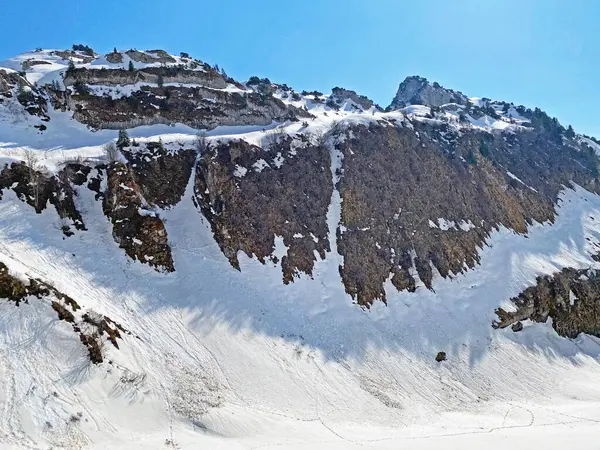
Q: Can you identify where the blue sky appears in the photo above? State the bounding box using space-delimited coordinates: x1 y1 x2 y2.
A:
1 0 598 136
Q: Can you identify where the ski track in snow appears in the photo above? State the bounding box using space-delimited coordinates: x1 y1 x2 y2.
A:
1 63 600 447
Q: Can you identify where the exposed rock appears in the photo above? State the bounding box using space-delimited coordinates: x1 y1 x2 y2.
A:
494 267 600 338
0 264 27 304
0 69 48 119
122 142 196 208
79 333 103 364
0 162 86 235
331 87 377 110
103 162 174 272
511 321 523 332
65 66 227 89
21 59 52 71
125 49 176 64
389 76 468 109
0 262 124 364
82 311 125 349
194 136 332 282
51 50 95 64
105 51 124 64
436 351 447 362
335 122 599 305
52 301 75 323
65 67 309 130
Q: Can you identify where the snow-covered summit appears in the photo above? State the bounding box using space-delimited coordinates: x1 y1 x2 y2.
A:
0 46 203 86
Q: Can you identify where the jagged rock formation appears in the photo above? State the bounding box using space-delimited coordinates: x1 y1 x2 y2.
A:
194 137 332 282
0 69 48 119
0 162 86 236
330 87 378 111
123 142 196 208
103 162 175 272
388 75 468 109
124 49 176 64
494 267 600 338
65 66 228 89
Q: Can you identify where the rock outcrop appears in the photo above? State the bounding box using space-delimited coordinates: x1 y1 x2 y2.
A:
335 122 599 305
388 75 468 109
194 136 332 282
0 69 48 119
0 162 86 236
64 66 310 130
494 267 600 338
103 162 174 272
330 87 378 111
123 142 196 208
0 262 127 364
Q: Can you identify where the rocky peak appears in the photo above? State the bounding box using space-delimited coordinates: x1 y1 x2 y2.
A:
388 75 468 110
330 87 377 111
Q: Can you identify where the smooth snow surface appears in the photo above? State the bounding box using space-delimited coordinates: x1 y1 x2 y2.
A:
1 50 600 448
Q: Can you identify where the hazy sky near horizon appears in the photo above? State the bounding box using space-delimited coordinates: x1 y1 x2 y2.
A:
1 0 598 136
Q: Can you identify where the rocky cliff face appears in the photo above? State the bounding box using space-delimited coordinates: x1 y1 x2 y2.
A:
123 142 196 208
0 162 86 236
494 266 600 338
103 161 175 272
194 137 333 282
63 64 309 130
335 122 599 304
388 75 468 109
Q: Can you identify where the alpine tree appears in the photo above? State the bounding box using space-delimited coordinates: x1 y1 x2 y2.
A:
66 59 76 76
116 129 131 149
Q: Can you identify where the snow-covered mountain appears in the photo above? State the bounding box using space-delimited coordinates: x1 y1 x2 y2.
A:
1 46 600 449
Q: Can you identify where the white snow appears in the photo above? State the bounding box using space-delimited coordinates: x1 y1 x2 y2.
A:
233 165 248 177
429 218 475 232
507 171 539 192
579 136 600 156
252 159 270 172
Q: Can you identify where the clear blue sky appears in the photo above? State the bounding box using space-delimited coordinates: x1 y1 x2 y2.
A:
1 0 598 137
